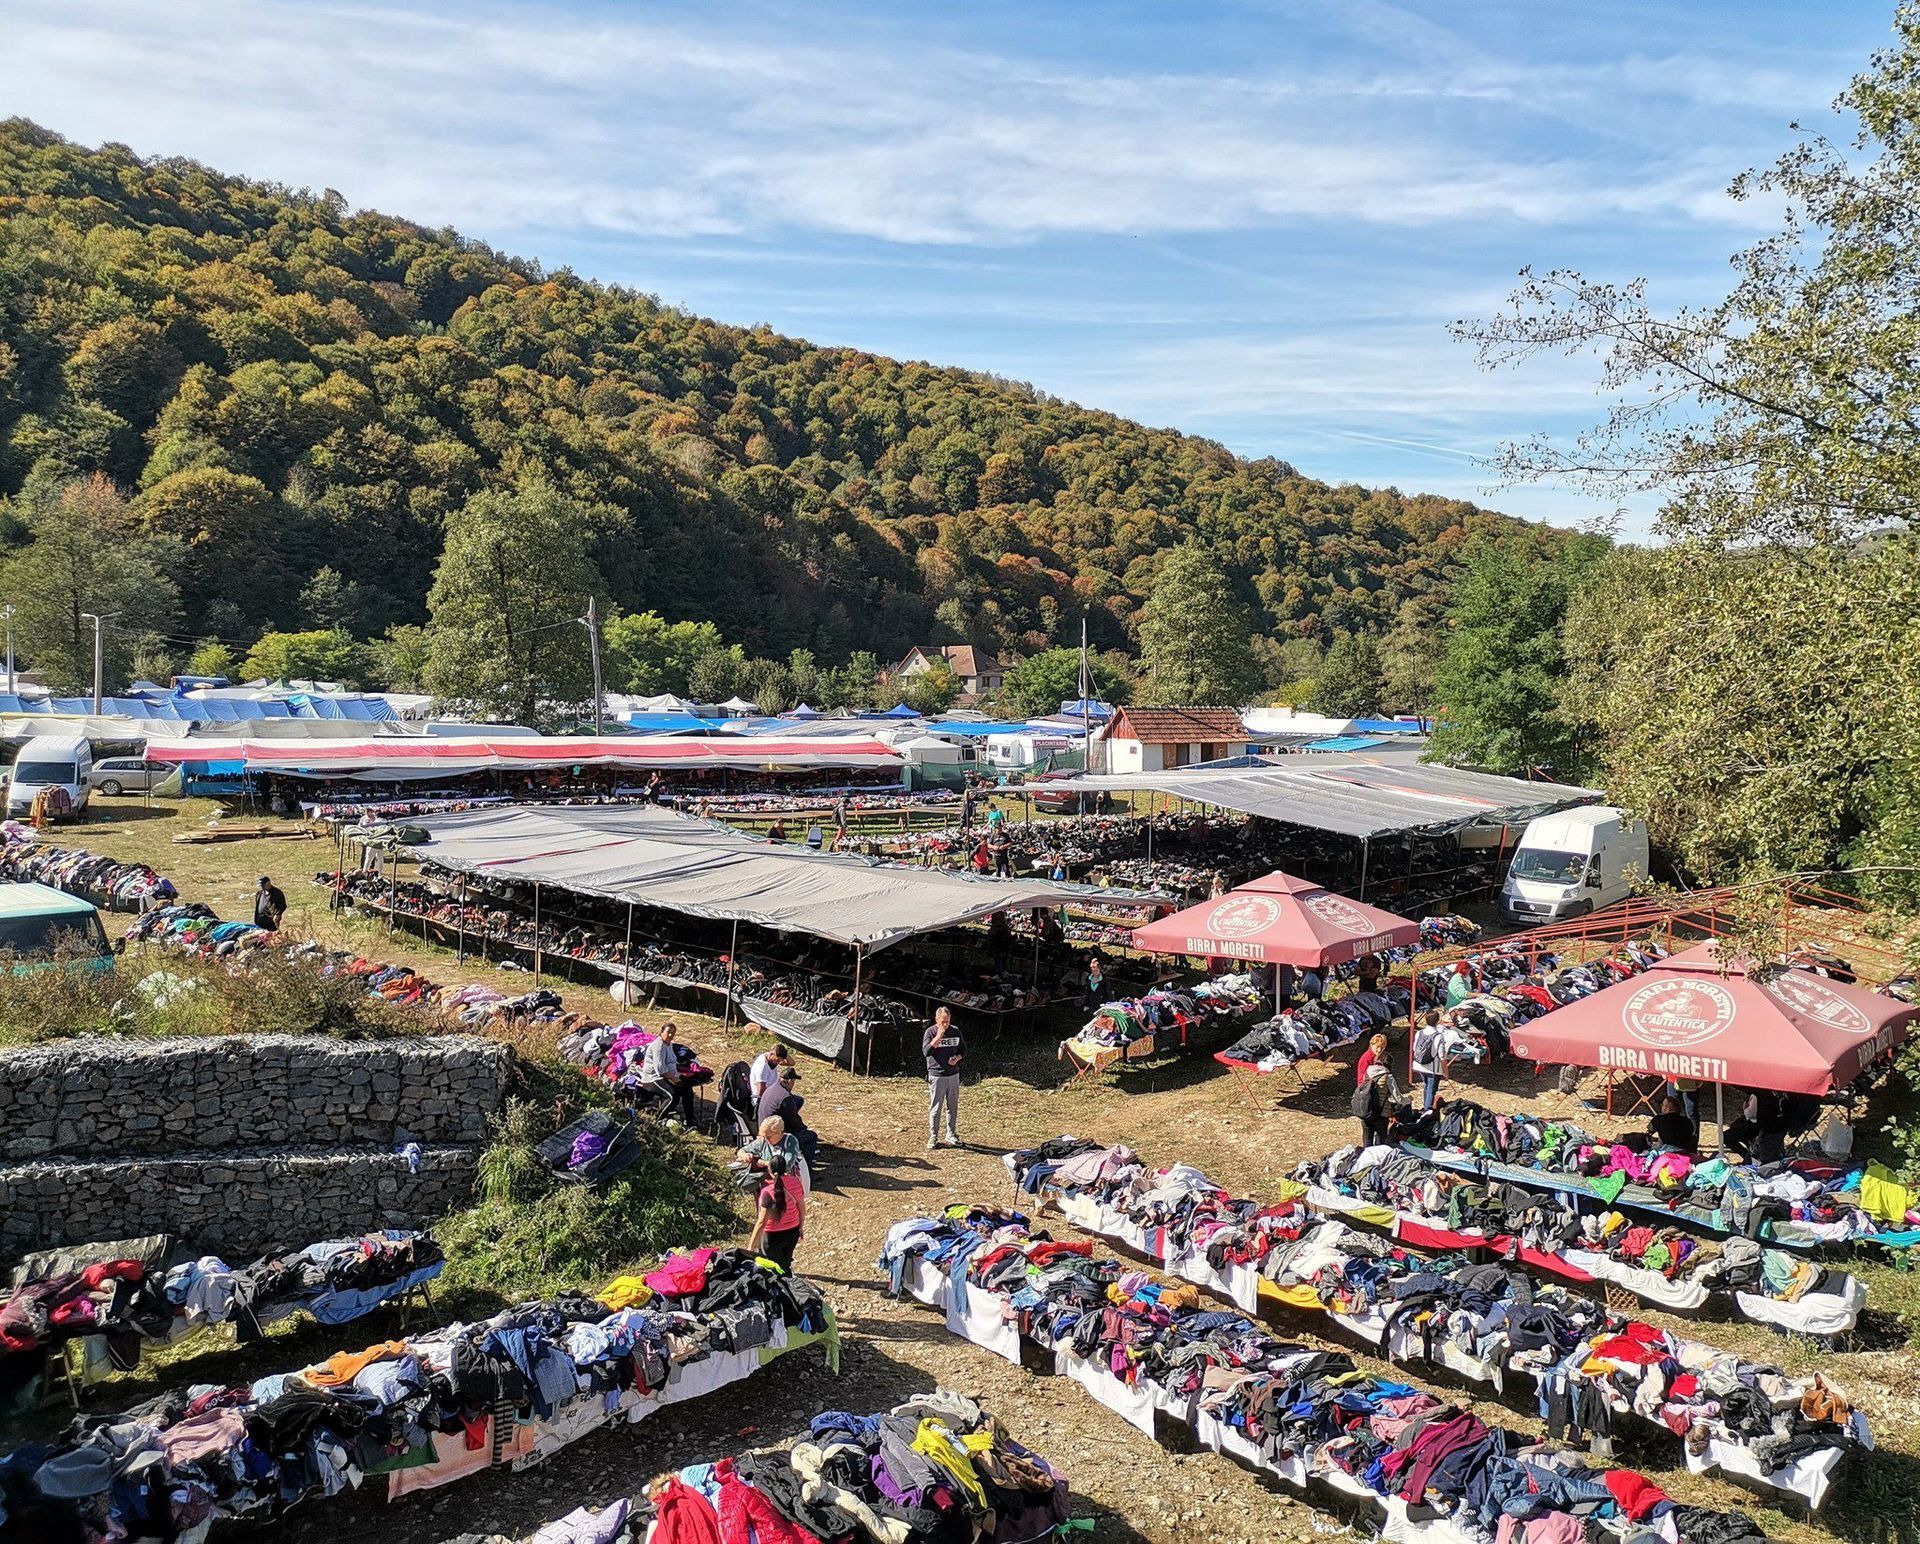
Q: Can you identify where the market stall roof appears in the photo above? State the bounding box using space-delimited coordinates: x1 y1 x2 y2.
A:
143 734 903 778
1129 870 1420 967
401 803 1169 952
1057 756 1598 838
1509 942 1919 1095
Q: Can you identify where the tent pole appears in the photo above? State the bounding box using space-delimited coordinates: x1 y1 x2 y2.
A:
724 915 738 1031
854 945 868 1077
533 881 543 983
1715 1082 1725 1154
626 901 639 1018
1358 837 1370 902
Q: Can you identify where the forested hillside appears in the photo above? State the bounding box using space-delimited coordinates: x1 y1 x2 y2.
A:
0 119 1554 676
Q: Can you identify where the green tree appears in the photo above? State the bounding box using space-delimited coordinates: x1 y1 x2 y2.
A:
1426 538 1595 775
903 659 961 714
602 611 726 696
686 644 750 705
1377 599 1441 718
186 639 237 681
1136 543 1254 705
818 650 881 711
423 481 604 723
0 476 181 693
241 629 362 685
300 566 362 633
1309 633 1385 717
366 623 431 693
999 646 1133 717
1455 8 1920 893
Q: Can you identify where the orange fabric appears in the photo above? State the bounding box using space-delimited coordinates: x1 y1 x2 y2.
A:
303 1339 409 1387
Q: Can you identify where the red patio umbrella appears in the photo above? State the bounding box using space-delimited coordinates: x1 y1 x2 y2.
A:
1129 870 1421 968
1508 942 1917 1095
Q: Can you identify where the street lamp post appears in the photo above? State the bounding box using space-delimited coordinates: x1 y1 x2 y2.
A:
78 612 114 715
0 605 13 694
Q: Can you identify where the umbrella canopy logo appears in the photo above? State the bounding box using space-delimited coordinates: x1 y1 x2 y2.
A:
1204 896 1283 939
1761 971 1873 1035
1620 980 1738 1049
1301 892 1372 935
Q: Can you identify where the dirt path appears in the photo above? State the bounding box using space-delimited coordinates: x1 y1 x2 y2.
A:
55 800 1919 1542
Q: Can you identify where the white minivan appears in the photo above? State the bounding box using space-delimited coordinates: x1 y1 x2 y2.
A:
4 735 94 820
1499 805 1649 924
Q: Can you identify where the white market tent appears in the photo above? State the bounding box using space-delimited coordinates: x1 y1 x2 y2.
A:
406 802 1167 953
1056 755 1598 838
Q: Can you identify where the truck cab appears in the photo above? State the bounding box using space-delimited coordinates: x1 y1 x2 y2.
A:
1500 806 1648 924
0 882 114 969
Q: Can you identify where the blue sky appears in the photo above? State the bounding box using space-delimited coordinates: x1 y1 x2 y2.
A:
0 0 1894 535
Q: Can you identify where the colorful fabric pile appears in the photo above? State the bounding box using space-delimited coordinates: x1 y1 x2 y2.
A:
0 1251 835 1541
1216 983 1421 1075
1057 974 1268 1074
1297 1140 1866 1335
496 1389 1074 1544
1396 1094 1919 1253
1004 1139 1867 1505
0 1232 444 1404
878 1206 1773 1542
0 829 176 913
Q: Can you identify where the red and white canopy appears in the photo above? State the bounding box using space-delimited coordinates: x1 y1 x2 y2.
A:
1129 870 1421 968
1509 942 1918 1095
143 735 902 776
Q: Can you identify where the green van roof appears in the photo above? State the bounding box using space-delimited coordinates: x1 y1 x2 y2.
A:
0 882 98 919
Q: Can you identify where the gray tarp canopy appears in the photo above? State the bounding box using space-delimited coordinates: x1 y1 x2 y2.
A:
402 803 1168 953
1056 755 1598 838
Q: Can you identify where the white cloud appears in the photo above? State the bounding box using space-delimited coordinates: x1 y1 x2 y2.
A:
0 0 1829 246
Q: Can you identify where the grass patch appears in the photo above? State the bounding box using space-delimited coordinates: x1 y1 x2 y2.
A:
0 947 437 1047
435 1099 743 1304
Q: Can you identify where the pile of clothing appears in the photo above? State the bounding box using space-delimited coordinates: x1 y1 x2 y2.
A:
878 1207 1772 1543
1058 975 1268 1073
0 829 175 913
1004 1136 1868 1501
121 904 270 957
558 1022 714 1096
0 1233 444 1404
1412 943 1671 1060
0 1251 834 1542
1304 1140 1868 1352
505 1389 1073 1544
1396 1093 1913 1253
1218 984 1421 1074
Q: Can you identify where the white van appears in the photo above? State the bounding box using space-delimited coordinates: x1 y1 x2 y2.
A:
1500 805 1648 924
5 735 93 820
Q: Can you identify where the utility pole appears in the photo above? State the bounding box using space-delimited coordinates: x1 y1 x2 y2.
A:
79 612 114 714
0 605 13 695
578 595 604 736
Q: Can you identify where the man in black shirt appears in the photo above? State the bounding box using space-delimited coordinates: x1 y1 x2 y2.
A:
1647 1096 1698 1153
923 1006 964 1151
254 875 287 931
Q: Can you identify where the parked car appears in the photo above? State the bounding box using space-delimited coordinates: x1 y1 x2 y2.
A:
88 756 165 796
1026 772 1113 815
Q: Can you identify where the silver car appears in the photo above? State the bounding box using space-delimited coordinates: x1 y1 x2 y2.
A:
87 756 164 796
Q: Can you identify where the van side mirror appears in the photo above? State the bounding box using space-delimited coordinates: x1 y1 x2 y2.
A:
1586 871 1603 889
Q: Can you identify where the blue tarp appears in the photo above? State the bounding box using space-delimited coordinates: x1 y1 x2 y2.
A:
623 712 731 733
1350 718 1425 735
877 703 922 719
925 719 1057 738
1302 735 1393 752
1058 699 1115 720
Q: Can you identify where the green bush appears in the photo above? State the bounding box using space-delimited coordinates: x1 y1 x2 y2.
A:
437 1100 743 1303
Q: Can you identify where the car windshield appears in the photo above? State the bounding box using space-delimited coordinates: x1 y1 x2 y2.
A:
1509 848 1587 884
0 913 110 958
11 762 77 786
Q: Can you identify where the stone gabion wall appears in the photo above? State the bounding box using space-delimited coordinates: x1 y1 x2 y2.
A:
0 1035 511 1160
0 1034 512 1259
0 1146 480 1259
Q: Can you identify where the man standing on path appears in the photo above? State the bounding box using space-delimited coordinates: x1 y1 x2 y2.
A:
923 1006 964 1151
254 875 287 931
